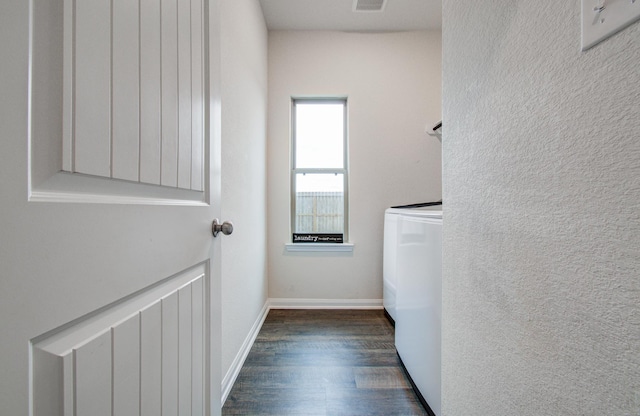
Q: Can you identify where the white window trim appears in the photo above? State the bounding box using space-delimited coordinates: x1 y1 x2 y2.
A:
284 243 354 252
290 97 350 243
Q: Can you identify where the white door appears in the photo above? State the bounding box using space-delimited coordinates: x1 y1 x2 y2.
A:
0 0 223 415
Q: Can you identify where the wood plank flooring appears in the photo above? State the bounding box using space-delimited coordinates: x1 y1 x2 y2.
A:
222 309 428 416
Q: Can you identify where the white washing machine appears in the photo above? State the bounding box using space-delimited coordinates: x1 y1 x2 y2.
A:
383 204 442 416
383 204 442 322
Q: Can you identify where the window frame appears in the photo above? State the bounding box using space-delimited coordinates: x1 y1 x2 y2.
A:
290 97 349 243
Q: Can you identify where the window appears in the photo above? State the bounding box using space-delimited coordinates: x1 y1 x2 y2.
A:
291 98 348 243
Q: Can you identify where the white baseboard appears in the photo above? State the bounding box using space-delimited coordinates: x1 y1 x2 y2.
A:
220 297 383 406
220 300 270 406
269 298 383 309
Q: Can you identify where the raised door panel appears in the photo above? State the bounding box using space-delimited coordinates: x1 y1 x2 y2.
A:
60 0 204 191
31 268 208 416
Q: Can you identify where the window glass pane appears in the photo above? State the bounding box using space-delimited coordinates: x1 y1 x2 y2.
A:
294 173 344 234
295 103 344 169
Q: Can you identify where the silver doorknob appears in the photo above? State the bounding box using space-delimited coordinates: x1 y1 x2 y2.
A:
212 219 233 237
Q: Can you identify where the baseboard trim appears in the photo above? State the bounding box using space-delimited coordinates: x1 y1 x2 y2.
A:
269 298 383 309
220 300 270 406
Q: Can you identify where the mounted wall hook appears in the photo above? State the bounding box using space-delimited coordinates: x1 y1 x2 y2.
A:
426 120 442 142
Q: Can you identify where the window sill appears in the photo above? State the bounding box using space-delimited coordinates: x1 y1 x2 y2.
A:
285 243 354 253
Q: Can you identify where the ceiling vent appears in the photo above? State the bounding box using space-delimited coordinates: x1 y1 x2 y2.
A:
353 0 387 12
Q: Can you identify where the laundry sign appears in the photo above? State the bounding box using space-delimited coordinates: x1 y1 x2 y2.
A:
292 233 344 243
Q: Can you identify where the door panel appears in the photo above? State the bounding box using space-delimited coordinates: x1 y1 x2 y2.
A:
59 0 205 191
31 266 209 416
0 0 222 415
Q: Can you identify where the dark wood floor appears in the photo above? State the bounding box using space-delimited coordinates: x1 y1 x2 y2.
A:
222 309 428 416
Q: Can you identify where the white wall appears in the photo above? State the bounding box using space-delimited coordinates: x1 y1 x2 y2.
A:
442 2 640 415
268 30 442 301
220 0 268 381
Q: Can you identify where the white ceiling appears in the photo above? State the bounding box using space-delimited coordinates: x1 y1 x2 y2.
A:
258 0 442 32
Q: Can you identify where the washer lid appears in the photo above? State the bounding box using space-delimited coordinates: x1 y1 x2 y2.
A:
385 205 442 218
390 201 442 209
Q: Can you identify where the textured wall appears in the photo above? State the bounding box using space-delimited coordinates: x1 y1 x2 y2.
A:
267 30 442 300
442 1 640 415
220 0 268 381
